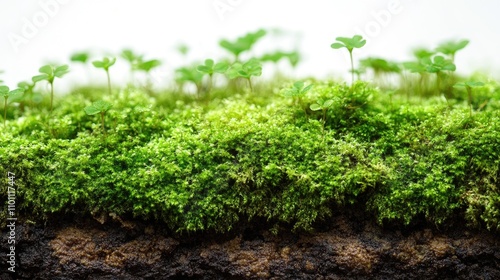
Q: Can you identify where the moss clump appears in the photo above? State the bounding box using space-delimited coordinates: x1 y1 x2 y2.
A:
1 81 499 233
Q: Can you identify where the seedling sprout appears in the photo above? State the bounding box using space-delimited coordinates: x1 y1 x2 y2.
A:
84 100 113 139
92 57 116 96
1 86 24 127
331 35 366 85
32 64 69 114
454 81 484 116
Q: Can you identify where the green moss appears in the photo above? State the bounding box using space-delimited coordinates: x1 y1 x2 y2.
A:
1 81 499 233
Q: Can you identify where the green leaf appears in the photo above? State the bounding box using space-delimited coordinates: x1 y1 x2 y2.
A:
214 62 229 73
92 61 104 68
84 100 113 115
32 74 48 83
54 65 69 78
323 99 334 108
301 84 314 94
0 85 9 96
70 52 89 63
39 65 53 76
330 43 344 49
310 103 322 111
137 59 161 72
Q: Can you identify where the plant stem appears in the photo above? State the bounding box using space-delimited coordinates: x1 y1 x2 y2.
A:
349 50 354 86
106 70 112 96
3 98 7 127
247 78 253 92
50 82 54 114
101 111 107 138
467 87 473 117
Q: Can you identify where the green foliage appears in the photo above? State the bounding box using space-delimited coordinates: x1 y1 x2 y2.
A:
219 29 267 61
84 100 113 138
136 59 161 73
93 57 116 95
196 59 229 95
32 64 69 114
1 86 24 126
175 66 204 95
70 51 90 63
436 39 469 62
226 59 262 92
331 35 366 85
454 81 485 116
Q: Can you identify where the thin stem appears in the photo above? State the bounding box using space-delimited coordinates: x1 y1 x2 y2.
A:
101 111 107 139
106 70 112 96
208 74 213 99
4 98 7 127
247 78 253 92
50 82 54 114
467 87 473 117
349 50 354 86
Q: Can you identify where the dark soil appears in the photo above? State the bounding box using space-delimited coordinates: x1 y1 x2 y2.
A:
2 210 499 279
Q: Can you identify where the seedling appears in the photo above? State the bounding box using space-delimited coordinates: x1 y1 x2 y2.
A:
84 100 113 138
1 86 24 127
331 35 366 85
219 29 266 61
436 39 469 63
310 98 335 134
175 66 204 97
423 55 456 95
92 57 116 96
226 59 262 92
70 51 90 64
196 59 229 96
281 81 313 115
32 64 69 114
454 81 484 116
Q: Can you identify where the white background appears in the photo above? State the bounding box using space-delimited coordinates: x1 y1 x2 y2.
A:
1 0 499 91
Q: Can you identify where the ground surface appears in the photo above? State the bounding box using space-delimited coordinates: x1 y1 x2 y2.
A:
2 209 499 279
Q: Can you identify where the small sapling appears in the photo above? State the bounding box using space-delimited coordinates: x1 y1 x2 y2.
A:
197 59 229 96
32 64 69 114
92 57 116 96
310 98 335 134
454 81 484 116
84 100 113 138
1 86 24 127
331 35 366 85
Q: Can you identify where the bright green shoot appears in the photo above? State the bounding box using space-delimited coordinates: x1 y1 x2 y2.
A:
436 39 469 63
331 35 366 85
219 29 267 61
226 59 262 92
454 81 484 116
92 57 116 96
84 100 113 138
281 81 313 114
197 59 229 95
424 55 456 95
136 59 161 73
70 52 90 64
1 86 24 127
32 64 69 114
310 98 334 134
175 66 204 96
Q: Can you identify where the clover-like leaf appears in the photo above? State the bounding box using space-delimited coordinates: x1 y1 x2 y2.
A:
436 39 469 56
137 59 161 72
331 35 366 51
310 103 322 111
70 52 89 63
84 100 113 115
92 57 116 71
54 65 69 78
